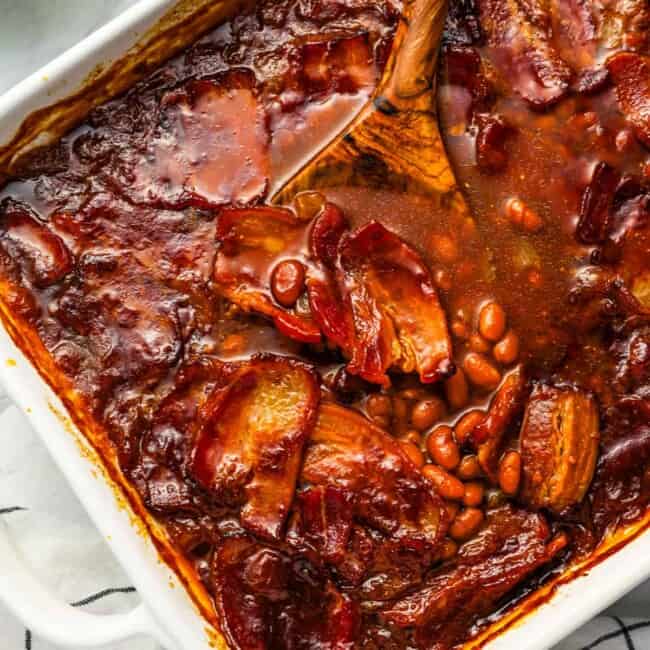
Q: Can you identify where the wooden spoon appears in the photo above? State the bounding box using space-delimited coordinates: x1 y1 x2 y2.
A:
272 0 470 222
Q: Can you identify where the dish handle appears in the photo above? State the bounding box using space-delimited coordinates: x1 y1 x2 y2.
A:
0 518 174 648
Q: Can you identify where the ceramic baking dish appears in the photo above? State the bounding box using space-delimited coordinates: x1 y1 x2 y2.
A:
0 1 649 648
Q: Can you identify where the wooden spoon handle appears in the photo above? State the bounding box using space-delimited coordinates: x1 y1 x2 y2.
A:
380 0 449 110
272 0 461 204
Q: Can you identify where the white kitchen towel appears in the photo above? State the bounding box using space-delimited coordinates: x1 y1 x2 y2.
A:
0 403 159 650
0 2 649 649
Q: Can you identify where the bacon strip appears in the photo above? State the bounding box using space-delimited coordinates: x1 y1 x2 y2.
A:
607 53 650 149
335 222 454 386
190 356 320 540
213 203 453 386
302 401 448 552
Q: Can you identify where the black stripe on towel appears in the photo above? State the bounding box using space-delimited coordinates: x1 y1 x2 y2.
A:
0 506 26 515
582 617 650 649
22 587 136 648
613 615 636 650
71 586 136 607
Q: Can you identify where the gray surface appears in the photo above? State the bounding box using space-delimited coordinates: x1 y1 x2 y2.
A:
0 0 137 94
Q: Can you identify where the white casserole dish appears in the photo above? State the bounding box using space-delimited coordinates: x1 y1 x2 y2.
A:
0 1 649 648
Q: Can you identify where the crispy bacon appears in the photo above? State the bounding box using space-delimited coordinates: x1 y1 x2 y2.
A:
607 52 650 149
214 204 453 386
473 366 527 481
51 252 185 387
591 424 650 539
520 384 600 513
306 203 357 350
288 486 442 602
301 34 375 97
212 536 359 650
336 222 453 386
576 162 621 244
0 199 72 287
190 356 320 540
115 73 270 209
477 0 572 109
550 0 600 78
290 413 446 601
288 485 354 564
443 45 494 119
475 114 514 173
382 505 564 648
302 402 448 552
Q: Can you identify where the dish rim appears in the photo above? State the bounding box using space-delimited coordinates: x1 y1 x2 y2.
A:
0 2 649 648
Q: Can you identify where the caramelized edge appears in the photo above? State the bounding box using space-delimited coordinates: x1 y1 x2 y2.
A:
0 0 253 179
0 0 647 646
0 285 226 640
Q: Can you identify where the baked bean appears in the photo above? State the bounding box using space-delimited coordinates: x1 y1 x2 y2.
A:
463 352 502 389
451 319 470 340
271 260 305 307
479 302 507 342
498 450 521 495
457 454 482 480
504 197 543 233
400 441 425 468
411 398 445 431
430 233 459 264
454 410 486 444
422 464 465 500
427 425 460 470
393 396 409 421
445 368 469 410
294 191 326 220
441 538 458 560
400 429 422 446
398 387 424 401
469 333 492 354
528 269 543 287
449 507 484 541
493 330 520 365
434 268 453 291
463 482 485 507
366 394 392 419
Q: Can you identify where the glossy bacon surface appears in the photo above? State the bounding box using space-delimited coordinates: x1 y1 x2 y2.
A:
303 402 448 552
118 74 270 210
191 357 320 540
214 203 453 386
213 536 359 650
520 384 600 513
336 222 454 386
0 199 72 287
473 366 527 480
382 505 564 648
477 0 572 108
214 206 322 342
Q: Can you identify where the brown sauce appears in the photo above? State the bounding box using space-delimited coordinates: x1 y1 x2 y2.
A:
0 0 648 648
